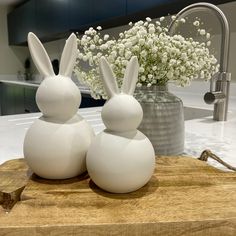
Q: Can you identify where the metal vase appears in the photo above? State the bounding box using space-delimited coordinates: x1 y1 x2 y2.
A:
134 85 184 155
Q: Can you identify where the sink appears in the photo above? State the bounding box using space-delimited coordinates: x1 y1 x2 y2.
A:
184 106 213 120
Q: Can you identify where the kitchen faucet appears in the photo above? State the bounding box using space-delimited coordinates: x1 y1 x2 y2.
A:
168 2 231 121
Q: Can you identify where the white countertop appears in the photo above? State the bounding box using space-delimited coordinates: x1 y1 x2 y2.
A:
0 79 40 88
0 107 104 164
0 79 91 95
0 105 236 172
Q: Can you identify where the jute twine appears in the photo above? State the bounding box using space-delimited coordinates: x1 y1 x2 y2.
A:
199 149 236 171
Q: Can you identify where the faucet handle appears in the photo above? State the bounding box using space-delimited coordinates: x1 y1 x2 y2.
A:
218 72 231 81
204 91 226 104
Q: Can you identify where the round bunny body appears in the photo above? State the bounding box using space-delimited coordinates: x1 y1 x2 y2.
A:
36 76 81 120
24 115 94 179
86 130 155 193
102 94 143 132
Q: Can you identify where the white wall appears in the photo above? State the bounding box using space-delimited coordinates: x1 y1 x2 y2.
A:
0 6 29 77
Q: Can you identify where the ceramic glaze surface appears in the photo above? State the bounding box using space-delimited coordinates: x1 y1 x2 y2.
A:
86 56 155 193
101 94 143 132
24 115 94 179
36 76 81 120
24 32 94 179
87 130 155 193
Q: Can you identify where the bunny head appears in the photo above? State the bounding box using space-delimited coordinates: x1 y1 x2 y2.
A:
27 32 81 120
99 56 143 132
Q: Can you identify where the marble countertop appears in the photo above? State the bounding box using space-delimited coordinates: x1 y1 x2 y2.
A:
0 79 91 95
0 106 235 172
0 79 40 88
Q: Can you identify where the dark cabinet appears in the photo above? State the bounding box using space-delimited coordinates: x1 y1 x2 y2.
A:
92 0 126 23
80 94 105 108
69 0 92 31
24 87 39 113
8 0 69 45
14 85 25 114
8 0 36 45
0 83 25 115
36 0 69 40
126 0 168 14
8 0 126 45
0 83 39 115
0 83 15 115
7 0 236 45
69 0 126 31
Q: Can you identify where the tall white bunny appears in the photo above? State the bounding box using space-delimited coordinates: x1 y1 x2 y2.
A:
23 32 94 179
86 56 155 193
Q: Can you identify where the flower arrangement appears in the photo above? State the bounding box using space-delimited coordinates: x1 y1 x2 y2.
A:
74 17 219 99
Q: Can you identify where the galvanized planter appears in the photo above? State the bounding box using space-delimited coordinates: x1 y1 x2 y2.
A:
134 85 185 155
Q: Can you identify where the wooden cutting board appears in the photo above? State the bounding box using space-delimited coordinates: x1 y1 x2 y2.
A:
0 156 236 236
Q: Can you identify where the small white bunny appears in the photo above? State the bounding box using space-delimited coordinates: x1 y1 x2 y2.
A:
24 32 94 179
86 56 155 193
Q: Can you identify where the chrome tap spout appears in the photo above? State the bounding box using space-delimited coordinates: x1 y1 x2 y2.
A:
168 2 231 121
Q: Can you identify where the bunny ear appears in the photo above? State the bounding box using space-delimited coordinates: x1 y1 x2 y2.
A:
59 33 77 77
99 56 119 98
27 32 54 77
121 56 139 95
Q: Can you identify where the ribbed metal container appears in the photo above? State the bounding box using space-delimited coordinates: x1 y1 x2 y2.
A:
134 85 184 155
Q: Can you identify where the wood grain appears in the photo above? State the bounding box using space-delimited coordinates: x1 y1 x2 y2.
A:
0 156 236 236
0 158 32 211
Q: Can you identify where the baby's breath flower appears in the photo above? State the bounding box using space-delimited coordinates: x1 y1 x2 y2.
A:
82 55 87 62
149 27 155 34
141 75 146 81
125 41 132 48
125 51 132 60
133 45 139 51
90 44 96 50
139 67 145 73
193 20 200 26
104 34 109 40
199 29 206 35
206 41 211 46
140 50 147 57
78 53 83 59
75 17 219 99
160 16 165 21
139 38 145 45
166 71 173 79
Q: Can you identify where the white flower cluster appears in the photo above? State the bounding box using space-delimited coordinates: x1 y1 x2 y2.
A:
74 17 219 99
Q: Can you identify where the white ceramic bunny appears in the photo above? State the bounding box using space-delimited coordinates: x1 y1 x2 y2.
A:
86 56 155 193
23 32 94 179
